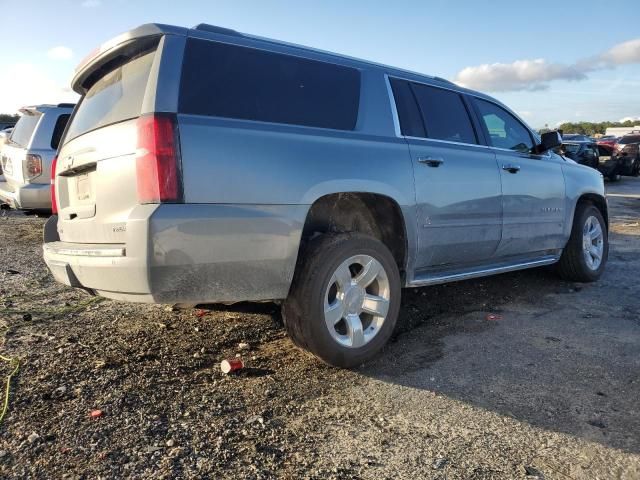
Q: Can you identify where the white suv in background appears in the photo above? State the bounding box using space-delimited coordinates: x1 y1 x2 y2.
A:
0 104 74 211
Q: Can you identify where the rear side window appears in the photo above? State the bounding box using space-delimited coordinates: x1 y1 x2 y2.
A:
411 84 477 144
65 49 156 141
9 112 42 148
475 99 534 152
179 39 360 130
389 78 425 137
50 114 70 150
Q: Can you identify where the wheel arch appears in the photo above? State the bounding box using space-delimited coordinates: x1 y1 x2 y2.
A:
296 191 413 280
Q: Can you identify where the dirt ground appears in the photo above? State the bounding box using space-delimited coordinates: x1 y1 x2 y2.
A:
0 178 639 479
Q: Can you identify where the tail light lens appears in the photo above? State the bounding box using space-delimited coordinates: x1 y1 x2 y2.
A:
51 155 58 214
24 154 43 178
135 114 182 203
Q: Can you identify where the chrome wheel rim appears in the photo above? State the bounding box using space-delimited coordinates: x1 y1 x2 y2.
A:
582 215 604 271
324 255 391 349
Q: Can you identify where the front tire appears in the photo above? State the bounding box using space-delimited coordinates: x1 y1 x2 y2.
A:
557 203 608 282
283 233 401 368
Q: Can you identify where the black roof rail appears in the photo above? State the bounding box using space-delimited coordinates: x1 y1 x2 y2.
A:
433 76 455 85
193 24 243 37
57 103 76 108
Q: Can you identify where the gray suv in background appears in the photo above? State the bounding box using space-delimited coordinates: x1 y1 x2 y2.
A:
44 24 608 367
0 104 73 210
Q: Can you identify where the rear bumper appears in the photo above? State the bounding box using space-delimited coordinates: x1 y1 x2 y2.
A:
0 181 51 210
43 203 307 304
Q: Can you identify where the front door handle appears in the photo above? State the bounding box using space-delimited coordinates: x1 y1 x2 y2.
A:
417 156 444 167
502 164 521 173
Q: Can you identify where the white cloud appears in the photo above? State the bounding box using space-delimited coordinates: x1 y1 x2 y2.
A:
81 0 101 7
0 63 78 114
454 59 585 92
454 37 640 92
619 116 640 123
47 46 73 60
596 39 640 67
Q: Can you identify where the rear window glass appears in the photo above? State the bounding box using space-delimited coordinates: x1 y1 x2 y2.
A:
9 112 42 148
65 49 156 141
51 114 71 150
619 135 640 144
179 39 360 130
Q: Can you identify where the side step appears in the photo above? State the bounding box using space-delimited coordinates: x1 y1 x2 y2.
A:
409 255 559 288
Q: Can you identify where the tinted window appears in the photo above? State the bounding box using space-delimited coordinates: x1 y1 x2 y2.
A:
65 49 156 141
412 84 477 144
619 135 640 144
179 39 360 130
475 99 533 152
389 78 425 137
50 114 71 150
9 112 42 148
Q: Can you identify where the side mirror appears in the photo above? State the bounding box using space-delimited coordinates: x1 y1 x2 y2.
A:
538 131 562 153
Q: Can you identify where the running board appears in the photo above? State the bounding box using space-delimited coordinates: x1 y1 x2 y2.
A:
409 255 559 288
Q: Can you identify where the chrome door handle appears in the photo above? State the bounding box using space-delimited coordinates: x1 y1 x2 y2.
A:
417 156 444 167
502 164 521 173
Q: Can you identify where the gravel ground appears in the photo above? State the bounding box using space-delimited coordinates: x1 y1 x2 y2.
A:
0 178 639 479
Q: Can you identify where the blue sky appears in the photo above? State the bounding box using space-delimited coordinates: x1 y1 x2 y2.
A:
1 0 639 128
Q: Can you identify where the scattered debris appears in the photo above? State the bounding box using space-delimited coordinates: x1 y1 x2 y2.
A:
195 309 207 318
90 409 103 419
6 269 20 275
22 313 32 321
523 465 544 478
221 358 244 374
27 432 40 444
238 342 250 351
432 457 448 470
485 313 502 321
588 418 606 429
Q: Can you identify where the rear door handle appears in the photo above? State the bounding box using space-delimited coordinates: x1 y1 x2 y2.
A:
417 156 444 167
502 164 521 173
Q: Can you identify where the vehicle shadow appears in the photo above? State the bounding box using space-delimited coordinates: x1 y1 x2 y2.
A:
360 247 640 455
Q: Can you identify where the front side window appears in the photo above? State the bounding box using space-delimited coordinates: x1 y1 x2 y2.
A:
412 84 477 144
475 99 534 153
179 39 361 131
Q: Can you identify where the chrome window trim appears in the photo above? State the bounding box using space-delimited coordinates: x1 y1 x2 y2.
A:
403 135 491 149
384 74 402 138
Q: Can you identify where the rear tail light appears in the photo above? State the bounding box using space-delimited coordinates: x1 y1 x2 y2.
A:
135 114 182 203
51 155 58 214
24 154 43 178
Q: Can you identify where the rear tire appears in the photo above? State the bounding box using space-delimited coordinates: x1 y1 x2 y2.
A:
557 203 608 282
283 233 401 368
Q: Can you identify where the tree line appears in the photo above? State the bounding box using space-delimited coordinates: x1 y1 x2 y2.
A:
0 114 19 123
541 119 640 136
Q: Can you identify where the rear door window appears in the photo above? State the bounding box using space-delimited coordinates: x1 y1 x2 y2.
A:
411 83 477 144
389 78 426 137
179 38 361 130
65 49 156 141
9 112 42 148
474 99 534 153
51 114 71 150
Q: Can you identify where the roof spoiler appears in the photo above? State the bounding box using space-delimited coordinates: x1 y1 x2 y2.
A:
71 23 188 94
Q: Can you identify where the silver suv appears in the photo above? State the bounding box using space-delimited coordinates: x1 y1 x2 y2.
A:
44 24 608 367
0 104 73 210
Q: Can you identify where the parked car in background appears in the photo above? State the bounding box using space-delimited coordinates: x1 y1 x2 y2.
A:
559 141 600 170
0 128 12 182
597 135 619 148
562 133 593 142
43 23 608 368
613 133 640 176
0 122 15 131
596 144 622 181
0 104 74 210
